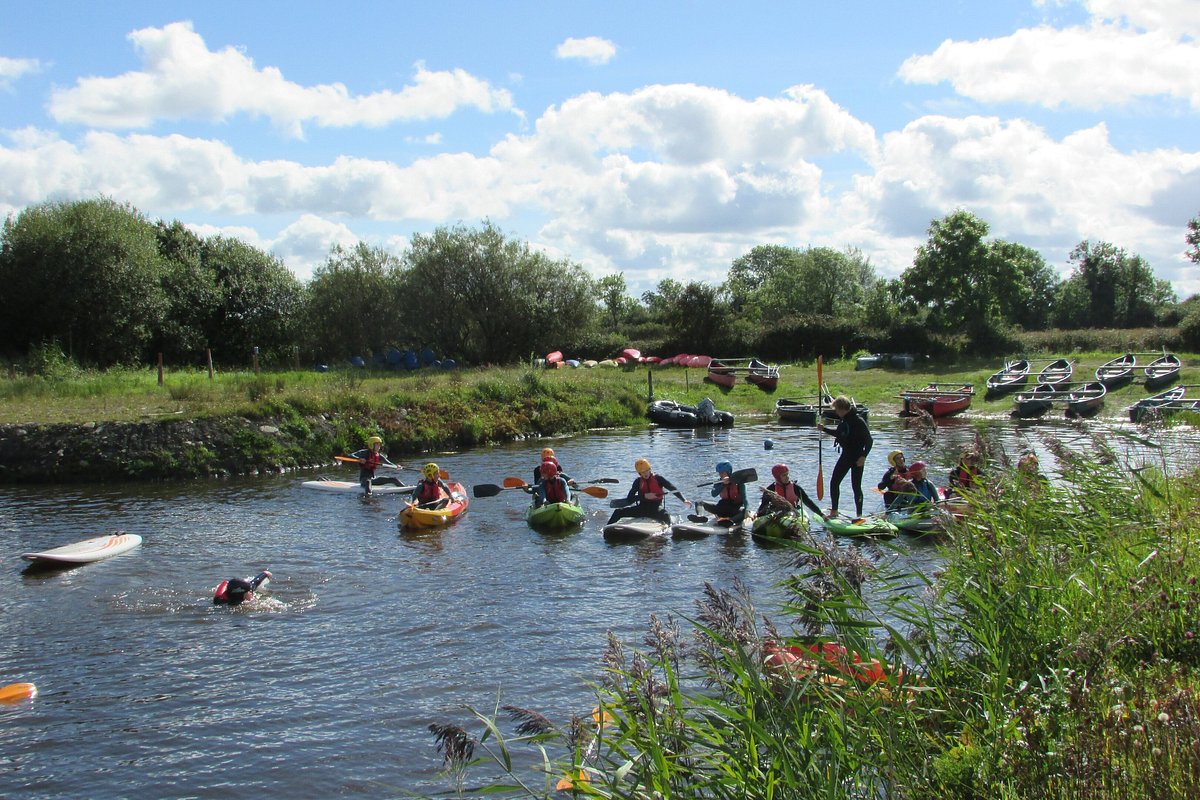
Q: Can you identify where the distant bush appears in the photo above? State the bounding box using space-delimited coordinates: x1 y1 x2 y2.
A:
1017 327 1180 354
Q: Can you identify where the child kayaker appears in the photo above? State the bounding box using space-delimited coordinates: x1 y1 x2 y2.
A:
608 458 691 525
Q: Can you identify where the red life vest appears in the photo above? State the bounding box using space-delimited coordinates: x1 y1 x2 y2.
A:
543 477 568 503
416 479 442 503
719 481 742 502
363 451 383 470
638 474 664 502
770 481 799 505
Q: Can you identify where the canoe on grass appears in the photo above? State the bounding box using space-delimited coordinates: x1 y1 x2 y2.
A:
985 359 1031 397
1128 385 1187 422
1096 353 1136 389
746 358 780 390
399 482 469 529
899 384 974 418
1012 383 1060 417
1143 353 1181 390
1036 358 1074 386
1065 381 1107 416
526 501 586 531
776 398 819 425
705 359 737 388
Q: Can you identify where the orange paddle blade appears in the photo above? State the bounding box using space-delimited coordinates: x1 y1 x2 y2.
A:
502 476 528 488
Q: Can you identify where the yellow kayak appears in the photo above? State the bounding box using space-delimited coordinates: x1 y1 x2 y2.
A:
399 482 469 529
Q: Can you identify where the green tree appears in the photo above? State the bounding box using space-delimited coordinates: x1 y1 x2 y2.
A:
399 222 597 364
989 240 1059 331
726 245 802 317
200 236 303 364
0 197 167 365
660 281 729 352
1186 213 1199 264
303 243 404 360
596 273 635 332
899 211 1030 347
1052 240 1175 328
155 220 220 362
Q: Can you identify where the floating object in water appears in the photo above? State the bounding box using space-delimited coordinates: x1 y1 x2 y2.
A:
0 682 37 704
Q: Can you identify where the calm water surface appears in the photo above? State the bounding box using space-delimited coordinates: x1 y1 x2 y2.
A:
1 416 1193 797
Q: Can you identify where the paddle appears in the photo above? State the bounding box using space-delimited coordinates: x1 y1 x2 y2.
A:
335 455 403 469
476 478 608 499
816 356 825 501
694 467 759 487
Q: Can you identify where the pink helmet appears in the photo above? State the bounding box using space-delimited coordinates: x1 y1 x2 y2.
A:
541 459 559 477
771 464 789 481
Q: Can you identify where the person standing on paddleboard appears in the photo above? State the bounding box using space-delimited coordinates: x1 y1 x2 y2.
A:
607 458 691 525
702 460 749 524
213 570 272 606
349 436 399 495
816 396 873 518
757 464 829 520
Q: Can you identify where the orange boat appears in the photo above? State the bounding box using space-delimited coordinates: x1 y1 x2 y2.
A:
763 641 916 701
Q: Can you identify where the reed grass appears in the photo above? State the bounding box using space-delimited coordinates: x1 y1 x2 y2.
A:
428 430 1200 799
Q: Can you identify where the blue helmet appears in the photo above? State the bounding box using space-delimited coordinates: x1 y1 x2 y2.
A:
716 460 733 475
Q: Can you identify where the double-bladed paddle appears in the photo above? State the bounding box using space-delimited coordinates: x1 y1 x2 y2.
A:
472 477 608 499
694 467 758 488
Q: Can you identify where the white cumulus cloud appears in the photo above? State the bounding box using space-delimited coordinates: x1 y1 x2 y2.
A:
47 21 520 137
0 56 41 89
555 36 617 65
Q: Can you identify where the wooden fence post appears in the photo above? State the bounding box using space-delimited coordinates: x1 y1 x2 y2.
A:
207 348 214 380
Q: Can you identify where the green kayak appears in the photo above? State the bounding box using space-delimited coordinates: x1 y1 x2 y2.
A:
886 507 945 535
526 501 586 531
750 511 810 545
823 515 898 538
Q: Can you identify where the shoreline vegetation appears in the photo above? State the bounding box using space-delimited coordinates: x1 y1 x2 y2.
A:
0 351 1196 483
433 434 1200 799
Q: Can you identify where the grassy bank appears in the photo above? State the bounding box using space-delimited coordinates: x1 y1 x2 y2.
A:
2 351 1197 427
429 436 1200 798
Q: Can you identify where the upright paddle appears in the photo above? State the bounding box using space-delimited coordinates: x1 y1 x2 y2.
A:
816 356 825 501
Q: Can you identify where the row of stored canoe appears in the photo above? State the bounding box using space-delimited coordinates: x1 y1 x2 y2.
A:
987 353 1181 397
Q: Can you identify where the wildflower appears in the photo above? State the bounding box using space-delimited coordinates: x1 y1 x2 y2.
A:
1133 724 1144 733
1159 712 1170 724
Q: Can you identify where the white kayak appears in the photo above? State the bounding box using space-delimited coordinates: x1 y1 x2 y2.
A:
301 479 415 494
22 532 142 565
602 520 669 542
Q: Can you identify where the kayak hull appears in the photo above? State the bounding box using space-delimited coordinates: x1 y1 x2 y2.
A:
302 479 414 494
22 533 143 564
824 517 898 538
526 501 585 530
751 511 809 544
399 482 470 529
602 520 669 542
670 519 745 539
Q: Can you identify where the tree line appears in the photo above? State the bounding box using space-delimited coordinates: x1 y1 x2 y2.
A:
1 198 1198 371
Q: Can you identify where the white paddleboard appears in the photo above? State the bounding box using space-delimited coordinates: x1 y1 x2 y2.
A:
301 479 415 494
22 533 143 565
670 519 745 540
602 520 669 542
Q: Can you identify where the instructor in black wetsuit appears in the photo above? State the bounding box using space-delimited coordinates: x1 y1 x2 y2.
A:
817 396 873 518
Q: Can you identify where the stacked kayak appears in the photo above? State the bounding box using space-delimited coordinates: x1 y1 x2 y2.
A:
526 501 586 531
823 516 898 538
399 482 470 529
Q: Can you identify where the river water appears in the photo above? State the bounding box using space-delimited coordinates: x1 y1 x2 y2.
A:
1 415 1195 798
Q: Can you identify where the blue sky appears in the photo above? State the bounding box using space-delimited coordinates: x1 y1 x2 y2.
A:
2 1 1198 298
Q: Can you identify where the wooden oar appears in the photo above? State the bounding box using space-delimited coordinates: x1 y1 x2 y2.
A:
816 355 825 501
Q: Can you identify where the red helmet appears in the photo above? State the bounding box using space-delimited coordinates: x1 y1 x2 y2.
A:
771 464 789 481
541 459 559 477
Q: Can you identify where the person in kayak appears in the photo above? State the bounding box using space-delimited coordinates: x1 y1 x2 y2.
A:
701 460 749 524
890 461 939 510
816 396 873 518
348 436 401 495
947 450 981 497
878 450 908 508
213 570 272 606
607 458 691 525
530 459 574 508
410 463 453 509
756 463 829 520
533 447 576 488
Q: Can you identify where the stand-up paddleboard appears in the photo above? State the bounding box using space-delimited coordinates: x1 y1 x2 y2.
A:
670 518 745 540
602 520 669 542
301 479 415 494
22 532 142 565
0 682 37 704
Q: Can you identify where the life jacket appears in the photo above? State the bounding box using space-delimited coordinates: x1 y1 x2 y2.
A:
416 479 443 503
363 451 383 470
719 481 743 503
770 481 799 505
638 474 664 503
543 477 568 504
